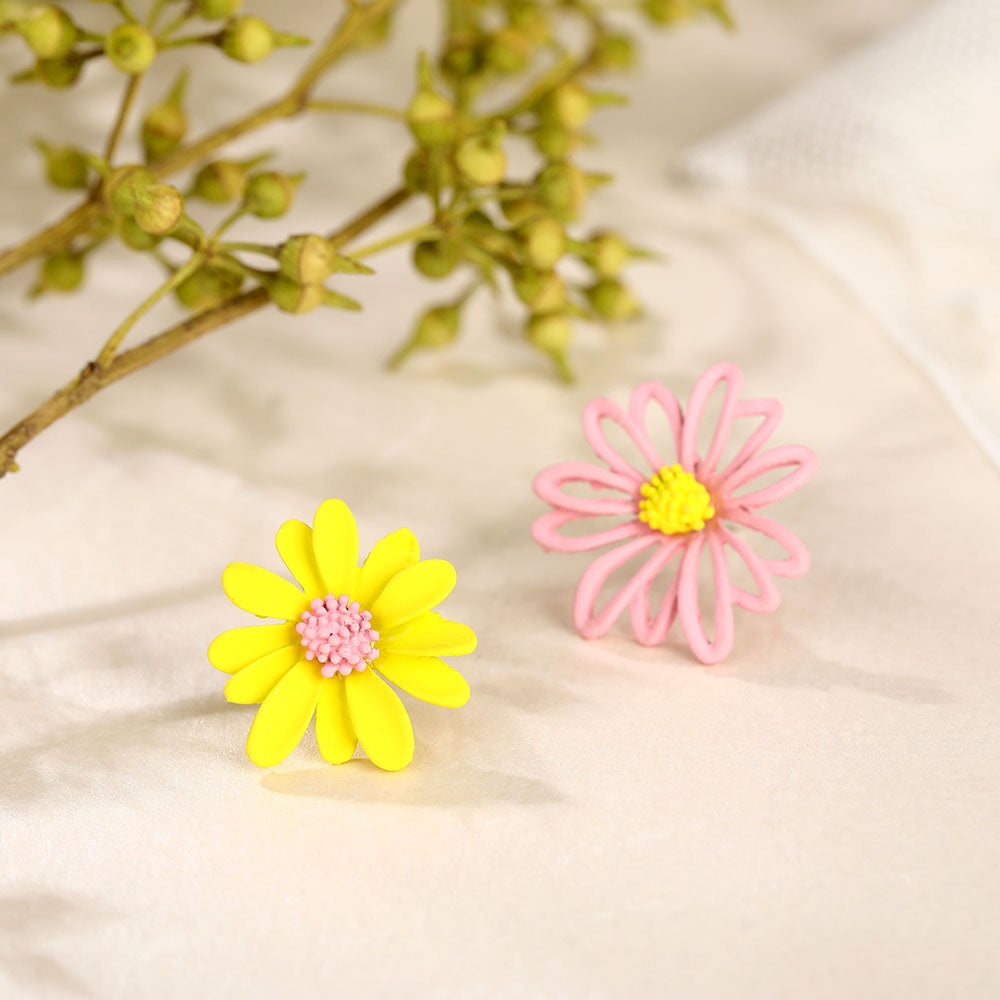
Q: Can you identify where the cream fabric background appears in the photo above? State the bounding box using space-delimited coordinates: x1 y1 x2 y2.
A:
2 1 998 998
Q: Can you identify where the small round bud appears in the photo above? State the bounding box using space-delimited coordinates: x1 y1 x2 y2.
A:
413 304 460 348
413 239 460 280
513 268 565 313
527 312 571 355
406 90 455 148
36 55 80 88
439 33 483 81
522 217 564 270
17 5 76 59
106 24 156 74
221 15 274 63
35 141 88 189
40 250 84 292
588 231 629 277
403 150 454 194
267 276 324 315
593 32 635 70
190 160 246 203
278 234 336 285
141 103 187 162
509 2 550 45
117 214 162 252
586 279 640 320
540 82 590 130
244 171 297 218
534 161 587 222
531 122 576 159
455 134 507 187
194 0 243 19
133 184 184 235
103 165 155 215
501 195 542 227
485 27 530 74
175 265 243 310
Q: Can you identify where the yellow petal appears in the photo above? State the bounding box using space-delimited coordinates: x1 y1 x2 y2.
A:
207 622 299 674
275 519 325 598
354 528 421 608
225 644 302 704
371 560 457 632
315 679 356 764
345 667 414 771
246 659 322 767
311 499 358 597
379 612 477 657
376 652 470 708
222 562 306 621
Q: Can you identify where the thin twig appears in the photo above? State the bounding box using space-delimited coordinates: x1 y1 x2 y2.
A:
103 72 145 163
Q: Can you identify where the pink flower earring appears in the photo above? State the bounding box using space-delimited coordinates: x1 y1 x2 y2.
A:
532 363 817 664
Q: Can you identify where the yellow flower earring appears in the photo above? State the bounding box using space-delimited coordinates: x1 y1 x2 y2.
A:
208 500 476 771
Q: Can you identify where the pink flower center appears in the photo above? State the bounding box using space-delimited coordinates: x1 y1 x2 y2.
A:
296 594 380 678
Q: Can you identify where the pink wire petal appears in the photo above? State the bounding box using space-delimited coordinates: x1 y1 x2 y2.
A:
625 381 684 471
719 444 817 511
679 362 743 476
676 531 735 664
628 536 686 646
572 535 661 639
534 461 639 516
717 524 781 614
724 510 810 578
532 510 648 554
713 397 784 484
581 397 652 482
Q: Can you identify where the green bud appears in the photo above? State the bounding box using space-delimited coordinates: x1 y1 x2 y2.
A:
141 71 188 162
0 2 29 26
534 161 587 222
440 32 483 82
643 0 733 27
593 32 636 70
277 234 336 284
406 89 455 148
513 268 565 313
485 27 530 74
413 304 461 348
501 195 542 226
509 3 549 45
175 265 242 310
117 214 162 252
531 122 576 159
587 231 629 277
527 311 573 371
103 165 155 215
540 83 590 130
133 184 184 235
190 160 247 203
267 275 325 315
522 217 564 270
585 279 640 319
403 149 454 194
34 140 88 189
17 5 75 59
455 131 507 187
244 171 297 218
413 239 459 279
106 24 156 74
221 15 274 63
40 250 84 293
36 55 80 88
194 0 243 19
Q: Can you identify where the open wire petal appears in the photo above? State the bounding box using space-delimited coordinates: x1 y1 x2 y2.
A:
371 559 457 632
275 519 325 599
716 524 781 613
676 531 735 664
580 396 653 481
345 667 414 771
315 680 357 764
379 612 477 657
224 644 303 704
208 622 298 674
532 510 647 554
311 499 359 598
627 380 684 470
222 562 306 621
719 444 817 510
377 652 470 708
713 397 785 483
354 528 421 609
245 659 322 766
724 509 811 578
628 537 686 646
534 461 637 515
679 362 743 476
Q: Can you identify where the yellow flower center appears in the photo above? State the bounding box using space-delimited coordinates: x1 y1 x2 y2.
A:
638 464 715 535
